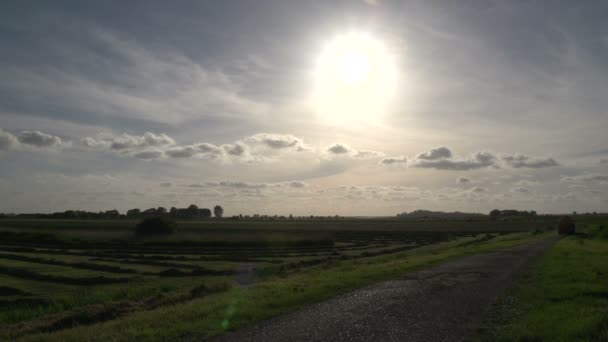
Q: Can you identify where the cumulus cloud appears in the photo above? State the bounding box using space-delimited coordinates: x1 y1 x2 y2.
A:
0 129 18 151
245 133 306 150
379 156 407 165
83 132 174 152
222 143 248 157
416 147 452 160
82 137 110 149
17 130 62 147
109 132 175 150
327 143 352 155
325 143 383 161
81 131 315 162
0 128 66 151
195 143 223 155
502 154 559 168
133 150 163 160
413 150 498 171
165 145 198 158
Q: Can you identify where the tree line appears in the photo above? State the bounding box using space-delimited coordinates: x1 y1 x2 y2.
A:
489 209 537 218
127 204 223 219
0 204 224 220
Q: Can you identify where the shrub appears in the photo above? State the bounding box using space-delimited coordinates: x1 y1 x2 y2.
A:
557 216 575 235
135 217 177 236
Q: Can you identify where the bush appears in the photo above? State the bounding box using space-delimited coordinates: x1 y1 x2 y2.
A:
557 216 575 235
135 217 177 236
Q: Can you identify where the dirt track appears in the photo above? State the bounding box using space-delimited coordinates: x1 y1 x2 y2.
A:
213 236 560 342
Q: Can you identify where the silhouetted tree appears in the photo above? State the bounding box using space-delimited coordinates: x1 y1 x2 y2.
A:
157 207 167 215
214 205 224 218
142 208 158 217
105 210 120 218
186 204 199 218
127 208 141 218
199 208 212 218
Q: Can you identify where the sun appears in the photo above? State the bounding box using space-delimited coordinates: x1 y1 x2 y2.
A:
338 49 371 85
313 32 398 124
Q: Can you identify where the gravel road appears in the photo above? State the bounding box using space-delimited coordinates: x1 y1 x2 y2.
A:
213 236 559 342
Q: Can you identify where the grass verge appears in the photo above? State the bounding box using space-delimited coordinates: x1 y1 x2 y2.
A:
20 231 552 341
477 225 608 341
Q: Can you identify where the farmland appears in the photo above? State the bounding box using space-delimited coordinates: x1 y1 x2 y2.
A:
0 216 559 340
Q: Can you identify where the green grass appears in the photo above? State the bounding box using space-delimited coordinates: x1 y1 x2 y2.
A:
19 231 552 341
478 224 608 341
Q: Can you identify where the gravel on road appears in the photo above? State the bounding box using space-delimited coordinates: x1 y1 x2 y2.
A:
212 236 560 342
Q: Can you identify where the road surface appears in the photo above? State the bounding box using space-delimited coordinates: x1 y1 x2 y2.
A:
213 236 559 342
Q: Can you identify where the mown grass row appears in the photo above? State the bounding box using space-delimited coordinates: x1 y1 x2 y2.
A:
14 231 552 341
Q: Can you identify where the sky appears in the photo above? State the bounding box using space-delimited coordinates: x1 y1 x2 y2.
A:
1 0 607 216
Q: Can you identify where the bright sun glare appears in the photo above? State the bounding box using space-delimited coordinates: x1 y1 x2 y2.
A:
314 32 398 124
338 50 371 85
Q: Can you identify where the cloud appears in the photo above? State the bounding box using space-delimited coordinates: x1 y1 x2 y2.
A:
0 129 18 151
17 130 62 147
245 133 306 150
110 132 175 151
601 159 608 165
470 186 487 193
457 177 471 184
133 150 163 160
413 150 498 171
81 131 316 162
354 150 385 159
514 180 539 187
416 147 452 160
327 143 352 154
561 174 608 184
159 182 172 187
188 180 308 191
195 143 224 156
82 137 110 149
511 187 529 193
165 145 198 158
380 156 407 165
222 142 248 157
216 181 266 189
325 143 383 160
502 154 559 168
287 181 307 188
0 29 271 130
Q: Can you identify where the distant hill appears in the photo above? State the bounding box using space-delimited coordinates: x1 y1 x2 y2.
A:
396 210 485 220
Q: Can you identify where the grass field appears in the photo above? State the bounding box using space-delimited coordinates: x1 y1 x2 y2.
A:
0 216 566 341
478 219 608 341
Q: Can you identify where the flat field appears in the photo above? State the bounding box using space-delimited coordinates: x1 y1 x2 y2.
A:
478 218 608 341
0 216 560 341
